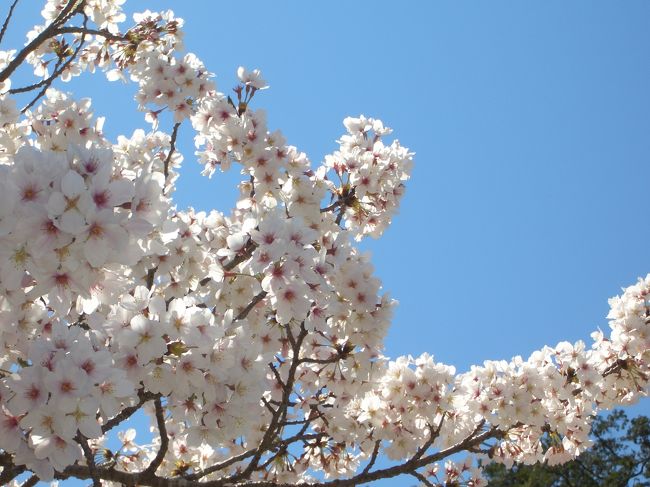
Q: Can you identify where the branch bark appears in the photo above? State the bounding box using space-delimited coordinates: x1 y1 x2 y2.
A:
0 0 20 45
0 0 84 83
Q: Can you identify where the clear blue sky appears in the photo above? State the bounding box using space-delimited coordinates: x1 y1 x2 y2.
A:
5 1 650 485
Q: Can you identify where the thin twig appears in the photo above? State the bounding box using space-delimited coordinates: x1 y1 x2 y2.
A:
186 431 326 481
102 389 158 433
0 0 83 83
56 25 124 42
20 13 90 113
224 240 258 272
320 200 341 213
361 440 381 475
299 354 343 365
163 122 181 181
184 448 259 481
0 0 20 45
233 290 267 321
412 413 447 463
20 475 39 487
410 471 435 487
335 207 345 225
222 327 308 483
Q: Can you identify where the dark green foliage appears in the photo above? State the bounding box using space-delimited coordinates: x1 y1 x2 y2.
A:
484 410 650 487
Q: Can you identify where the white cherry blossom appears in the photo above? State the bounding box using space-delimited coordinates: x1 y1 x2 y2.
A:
0 2 645 486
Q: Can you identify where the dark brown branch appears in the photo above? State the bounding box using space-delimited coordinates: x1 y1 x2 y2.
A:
410 471 434 487
284 321 297 350
0 0 83 83
262 396 277 415
361 440 381 475
10 20 91 97
184 448 259 481
55 25 124 42
57 0 86 26
142 397 169 475
224 241 258 272
299 354 343 366
257 420 322 474
320 200 341 213
245 424 499 487
186 430 325 481
102 389 158 433
335 207 345 225
56 421 498 486
20 14 89 113
0 0 19 45
163 122 181 180
76 433 100 487
603 358 627 377
412 413 448 463
269 362 285 388
222 326 308 483
146 266 158 290
20 475 39 487
0 459 25 485
198 241 258 288
234 290 267 321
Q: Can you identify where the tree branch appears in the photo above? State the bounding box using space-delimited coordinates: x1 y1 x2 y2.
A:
55 25 125 42
184 448 259 481
163 122 181 181
142 396 169 476
0 0 19 45
224 241 258 272
320 200 341 213
20 475 39 487
76 433 101 487
361 440 381 475
412 413 448 463
410 471 435 487
102 389 159 433
20 13 90 113
233 290 267 322
221 325 308 483
0 460 25 485
56 421 498 486
0 0 84 83
146 266 158 290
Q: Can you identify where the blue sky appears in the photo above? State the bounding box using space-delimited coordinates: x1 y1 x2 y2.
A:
4 1 650 485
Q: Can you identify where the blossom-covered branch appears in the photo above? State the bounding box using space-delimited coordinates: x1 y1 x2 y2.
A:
0 1 646 486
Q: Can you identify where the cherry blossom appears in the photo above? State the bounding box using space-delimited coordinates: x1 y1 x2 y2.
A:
0 2 645 486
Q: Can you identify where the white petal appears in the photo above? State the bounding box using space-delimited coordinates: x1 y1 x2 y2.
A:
61 170 85 197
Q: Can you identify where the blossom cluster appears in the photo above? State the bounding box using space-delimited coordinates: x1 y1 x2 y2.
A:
0 134 169 478
0 1 646 486
324 116 413 240
342 276 650 483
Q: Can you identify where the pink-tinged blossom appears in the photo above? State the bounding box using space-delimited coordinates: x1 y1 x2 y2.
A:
272 280 311 325
0 407 23 452
43 360 91 411
237 66 268 90
82 209 130 267
97 371 136 418
30 433 82 473
124 314 167 363
8 367 48 414
0 6 647 484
